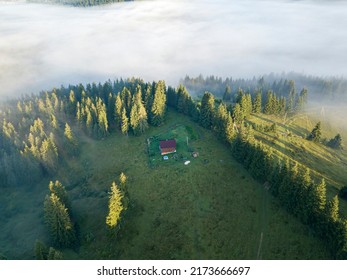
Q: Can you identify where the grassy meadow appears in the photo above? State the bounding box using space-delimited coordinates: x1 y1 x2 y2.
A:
0 110 334 259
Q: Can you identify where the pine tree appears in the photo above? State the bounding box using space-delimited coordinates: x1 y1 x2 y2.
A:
121 87 132 116
64 123 77 145
150 80 166 126
130 86 148 135
264 91 274 115
47 247 63 260
130 103 140 135
232 103 243 125
121 108 129 136
176 84 190 115
252 91 262 113
307 122 322 142
223 85 232 101
214 103 228 139
311 178 327 212
44 194 76 248
34 240 48 260
106 182 124 229
199 92 215 129
96 98 108 137
224 112 235 144
327 134 342 149
114 94 123 129
326 195 339 222
49 180 71 211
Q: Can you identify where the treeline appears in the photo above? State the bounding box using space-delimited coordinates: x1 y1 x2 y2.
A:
232 128 347 259
0 78 166 188
27 0 133 7
182 73 347 101
167 84 346 258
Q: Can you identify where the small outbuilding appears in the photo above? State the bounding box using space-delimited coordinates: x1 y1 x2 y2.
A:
159 139 176 155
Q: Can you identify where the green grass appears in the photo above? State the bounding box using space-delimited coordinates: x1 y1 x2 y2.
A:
0 110 334 259
147 124 199 168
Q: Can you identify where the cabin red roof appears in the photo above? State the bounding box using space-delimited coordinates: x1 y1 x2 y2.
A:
159 140 176 149
159 140 176 155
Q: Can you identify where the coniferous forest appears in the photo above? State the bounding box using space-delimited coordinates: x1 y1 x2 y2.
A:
1 75 347 259
1 0 347 262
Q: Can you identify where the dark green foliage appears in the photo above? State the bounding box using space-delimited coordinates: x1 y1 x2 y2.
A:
121 108 129 136
49 180 71 212
150 80 167 126
252 91 262 113
327 134 343 149
176 84 191 115
232 103 243 125
34 240 48 260
223 85 232 101
307 122 322 142
43 194 76 248
199 92 215 129
130 86 148 135
339 186 347 200
240 93 252 119
34 240 63 260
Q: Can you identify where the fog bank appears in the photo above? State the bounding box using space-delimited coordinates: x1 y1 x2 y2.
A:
1 0 347 96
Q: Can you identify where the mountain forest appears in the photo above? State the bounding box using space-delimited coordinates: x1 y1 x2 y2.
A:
1 75 347 260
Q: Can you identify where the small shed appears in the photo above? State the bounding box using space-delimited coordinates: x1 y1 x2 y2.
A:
159 139 176 155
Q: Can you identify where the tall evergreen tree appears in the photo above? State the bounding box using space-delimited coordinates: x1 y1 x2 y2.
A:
121 108 129 136
223 85 232 101
150 80 166 126
307 122 322 142
252 91 262 113
106 182 124 229
232 103 243 125
48 180 71 211
326 195 339 222
199 92 215 129
44 193 76 248
327 134 342 149
114 94 123 129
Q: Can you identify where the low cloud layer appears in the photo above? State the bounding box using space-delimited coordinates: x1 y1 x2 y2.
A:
1 0 347 97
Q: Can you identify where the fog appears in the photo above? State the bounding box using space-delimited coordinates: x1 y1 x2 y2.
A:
1 0 347 97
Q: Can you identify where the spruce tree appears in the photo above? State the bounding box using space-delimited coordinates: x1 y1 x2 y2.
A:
199 92 215 129
44 194 76 248
64 123 77 145
232 103 243 125
264 91 274 115
214 103 228 139
49 180 71 211
252 91 262 113
121 108 129 136
114 94 123 129
224 112 235 144
223 85 232 101
150 80 166 126
327 134 342 149
326 195 339 222
106 182 124 229
307 122 322 142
